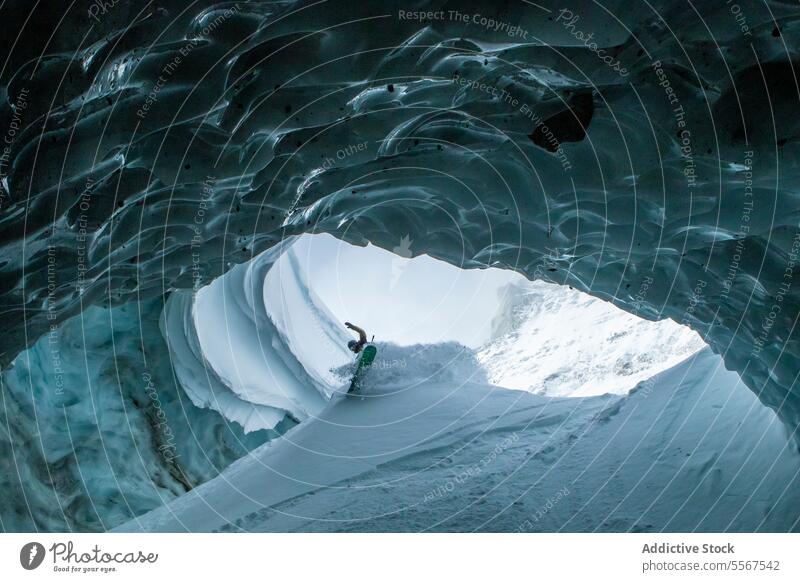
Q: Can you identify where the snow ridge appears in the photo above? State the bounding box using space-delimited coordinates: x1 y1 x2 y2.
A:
477 281 706 397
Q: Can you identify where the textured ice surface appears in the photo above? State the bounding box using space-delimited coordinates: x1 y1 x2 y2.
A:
2 0 799 437
0 299 276 532
2 0 800 532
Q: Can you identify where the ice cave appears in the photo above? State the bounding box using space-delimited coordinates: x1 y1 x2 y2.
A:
1 0 800 533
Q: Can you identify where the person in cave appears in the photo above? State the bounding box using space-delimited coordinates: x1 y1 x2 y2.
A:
345 321 368 354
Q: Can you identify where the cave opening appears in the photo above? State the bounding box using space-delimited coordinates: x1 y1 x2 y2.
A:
190 232 707 420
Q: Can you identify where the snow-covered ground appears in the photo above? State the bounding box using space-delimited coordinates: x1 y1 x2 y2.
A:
118 344 800 533
478 281 706 397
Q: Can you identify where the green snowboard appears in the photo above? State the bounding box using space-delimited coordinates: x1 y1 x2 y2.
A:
347 344 377 394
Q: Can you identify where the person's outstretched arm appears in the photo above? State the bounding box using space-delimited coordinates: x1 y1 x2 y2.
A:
345 322 367 342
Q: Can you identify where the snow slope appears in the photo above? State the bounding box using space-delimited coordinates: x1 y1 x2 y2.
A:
478 281 706 397
118 346 800 533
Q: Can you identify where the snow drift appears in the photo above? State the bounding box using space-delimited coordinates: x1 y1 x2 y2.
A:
165 238 352 433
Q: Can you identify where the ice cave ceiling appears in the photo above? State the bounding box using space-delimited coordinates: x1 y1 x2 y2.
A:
1 0 800 443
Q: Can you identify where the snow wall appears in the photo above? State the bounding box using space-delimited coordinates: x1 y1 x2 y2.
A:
165 237 353 434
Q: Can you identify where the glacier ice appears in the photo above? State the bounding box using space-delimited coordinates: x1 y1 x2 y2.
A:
0 298 278 531
2 0 799 435
1 0 800 532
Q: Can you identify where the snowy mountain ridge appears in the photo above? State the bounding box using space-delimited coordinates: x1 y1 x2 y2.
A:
477 281 706 397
